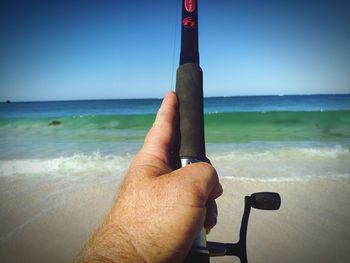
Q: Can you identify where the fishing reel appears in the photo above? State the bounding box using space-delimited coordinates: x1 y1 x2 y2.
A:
207 192 281 263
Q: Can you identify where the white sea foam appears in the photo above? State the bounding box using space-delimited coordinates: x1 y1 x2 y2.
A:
0 145 349 182
208 144 350 182
0 152 132 178
297 145 349 158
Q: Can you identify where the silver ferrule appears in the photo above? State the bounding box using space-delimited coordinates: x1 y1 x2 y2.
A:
180 157 203 167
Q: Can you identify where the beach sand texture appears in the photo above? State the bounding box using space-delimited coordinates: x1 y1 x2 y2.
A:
1 174 349 263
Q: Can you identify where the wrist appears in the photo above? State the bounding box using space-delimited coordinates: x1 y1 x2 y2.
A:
76 221 147 263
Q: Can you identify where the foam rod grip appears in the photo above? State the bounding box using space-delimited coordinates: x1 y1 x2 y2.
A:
175 63 206 160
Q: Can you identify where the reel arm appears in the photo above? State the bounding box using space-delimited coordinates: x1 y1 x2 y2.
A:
206 192 281 263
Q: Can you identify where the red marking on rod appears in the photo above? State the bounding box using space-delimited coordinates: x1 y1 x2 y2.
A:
185 0 196 13
182 17 196 29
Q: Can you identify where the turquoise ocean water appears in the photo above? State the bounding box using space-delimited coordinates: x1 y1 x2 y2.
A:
0 94 349 181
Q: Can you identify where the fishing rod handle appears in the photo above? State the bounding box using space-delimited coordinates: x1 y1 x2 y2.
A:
181 160 209 263
182 225 209 263
183 251 209 263
176 63 206 160
176 63 208 262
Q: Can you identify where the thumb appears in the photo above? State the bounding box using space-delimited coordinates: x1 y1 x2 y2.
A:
139 91 178 167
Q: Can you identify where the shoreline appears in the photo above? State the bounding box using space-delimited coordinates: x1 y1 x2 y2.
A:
3 93 350 104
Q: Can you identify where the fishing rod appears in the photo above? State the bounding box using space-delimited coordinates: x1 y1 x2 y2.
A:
174 1 281 262
175 0 208 260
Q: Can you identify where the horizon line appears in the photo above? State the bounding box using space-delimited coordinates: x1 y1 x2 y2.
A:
2 92 350 103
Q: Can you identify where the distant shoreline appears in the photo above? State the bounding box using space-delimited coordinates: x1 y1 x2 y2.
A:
2 93 350 104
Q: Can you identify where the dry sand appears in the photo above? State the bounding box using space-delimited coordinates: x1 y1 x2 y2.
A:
1 175 349 263
210 178 350 263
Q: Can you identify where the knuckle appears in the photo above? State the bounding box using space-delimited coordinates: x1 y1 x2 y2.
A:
196 162 218 180
187 163 218 195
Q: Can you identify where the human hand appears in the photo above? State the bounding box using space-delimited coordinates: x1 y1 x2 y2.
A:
76 92 223 263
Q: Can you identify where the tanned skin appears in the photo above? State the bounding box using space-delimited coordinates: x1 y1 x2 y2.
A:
75 92 222 263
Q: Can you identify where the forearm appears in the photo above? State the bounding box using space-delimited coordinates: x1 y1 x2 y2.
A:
75 218 147 263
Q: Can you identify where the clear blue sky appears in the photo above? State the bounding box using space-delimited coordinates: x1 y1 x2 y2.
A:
1 0 349 101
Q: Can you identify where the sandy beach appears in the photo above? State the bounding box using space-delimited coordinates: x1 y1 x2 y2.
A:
1 173 349 263
210 178 350 263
